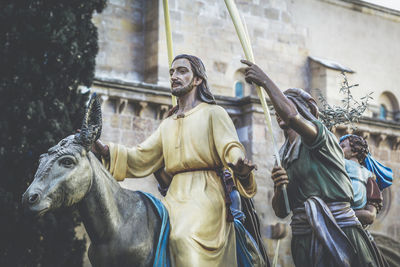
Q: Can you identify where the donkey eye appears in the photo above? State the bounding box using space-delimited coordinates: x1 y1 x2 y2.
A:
59 157 75 167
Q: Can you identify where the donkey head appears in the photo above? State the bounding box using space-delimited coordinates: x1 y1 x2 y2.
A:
22 94 102 216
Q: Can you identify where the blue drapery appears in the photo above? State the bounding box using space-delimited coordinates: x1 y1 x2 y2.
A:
364 153 393 190
234 219 255 267
339 135 393 190
141 192 171 267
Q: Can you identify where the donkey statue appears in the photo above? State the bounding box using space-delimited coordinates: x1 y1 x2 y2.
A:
22 95 165 267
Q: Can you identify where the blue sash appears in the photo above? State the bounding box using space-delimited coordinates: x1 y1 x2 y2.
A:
140 192 171 267
234 219 257 267
364 153 393 190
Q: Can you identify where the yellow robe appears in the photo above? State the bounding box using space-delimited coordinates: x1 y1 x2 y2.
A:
106 102 257 266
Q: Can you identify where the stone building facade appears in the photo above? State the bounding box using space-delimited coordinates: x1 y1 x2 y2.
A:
83 0 400 266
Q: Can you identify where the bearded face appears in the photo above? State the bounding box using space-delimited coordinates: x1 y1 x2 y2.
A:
171 77 195 97
170 58 198 97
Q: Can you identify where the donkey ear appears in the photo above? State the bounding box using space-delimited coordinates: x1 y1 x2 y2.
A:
76 93 102 150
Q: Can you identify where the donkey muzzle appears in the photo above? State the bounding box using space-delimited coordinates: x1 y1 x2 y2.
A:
22 190 50 217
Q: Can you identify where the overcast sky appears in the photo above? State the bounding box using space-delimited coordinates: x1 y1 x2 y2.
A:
363 0 400 11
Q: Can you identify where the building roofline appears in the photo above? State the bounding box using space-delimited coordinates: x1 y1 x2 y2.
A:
339 0 400 16
309 56 355 73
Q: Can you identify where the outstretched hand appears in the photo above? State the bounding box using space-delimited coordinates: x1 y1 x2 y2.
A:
271 166 289 188
228 157 257 179
241 59 269 87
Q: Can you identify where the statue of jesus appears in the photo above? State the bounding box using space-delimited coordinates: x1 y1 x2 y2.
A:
98 54 258 266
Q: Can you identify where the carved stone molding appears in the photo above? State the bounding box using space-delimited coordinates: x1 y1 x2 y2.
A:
157 105 170 120
99 93 173 121
102 98 117 114
100 95 108 106
387 136 400 150
135 101 148 117
332 125 351 137
371 133 387 148
352 129 370 140
117 99 128 114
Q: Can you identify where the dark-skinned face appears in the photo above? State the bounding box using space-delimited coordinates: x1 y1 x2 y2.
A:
339 138 356 159
275 98 317 131
275 98 296 130
170 58 197 97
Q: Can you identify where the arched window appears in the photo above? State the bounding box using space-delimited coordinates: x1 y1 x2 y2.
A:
379 104 387 120
378 92 399 121
234 81 244 98
233 69 248 98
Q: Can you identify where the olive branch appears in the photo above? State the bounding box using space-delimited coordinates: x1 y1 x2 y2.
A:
318 72 373 130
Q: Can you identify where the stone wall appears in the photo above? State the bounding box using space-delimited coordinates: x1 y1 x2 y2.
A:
155 0 309 95
92 0 400 114
93 0 146 81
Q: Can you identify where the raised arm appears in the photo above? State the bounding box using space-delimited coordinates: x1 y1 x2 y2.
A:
241 60 318 144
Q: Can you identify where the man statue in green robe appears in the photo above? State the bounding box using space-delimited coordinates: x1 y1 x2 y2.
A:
242 59 381 267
